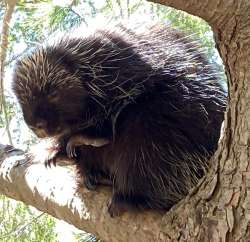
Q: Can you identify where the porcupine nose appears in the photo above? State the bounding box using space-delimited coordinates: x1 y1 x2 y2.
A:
35 120 48 138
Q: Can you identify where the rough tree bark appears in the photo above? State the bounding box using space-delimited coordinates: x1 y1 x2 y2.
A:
0 0 249 242
151 0 250 241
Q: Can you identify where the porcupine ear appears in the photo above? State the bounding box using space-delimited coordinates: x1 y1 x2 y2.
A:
43 44 79 75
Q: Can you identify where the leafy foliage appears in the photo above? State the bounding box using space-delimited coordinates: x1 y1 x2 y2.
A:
49 6 83 31
74 233 103 242
0 196 57 242
0 99 14 128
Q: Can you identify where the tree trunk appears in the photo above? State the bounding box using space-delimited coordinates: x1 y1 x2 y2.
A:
150 0 250 241
0 0 249 241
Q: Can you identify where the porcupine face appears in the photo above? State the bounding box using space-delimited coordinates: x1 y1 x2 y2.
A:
12 47 87 138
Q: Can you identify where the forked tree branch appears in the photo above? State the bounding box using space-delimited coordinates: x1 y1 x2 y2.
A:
1 0 249 241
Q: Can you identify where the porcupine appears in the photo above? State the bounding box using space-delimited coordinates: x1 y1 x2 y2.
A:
12 23 226 217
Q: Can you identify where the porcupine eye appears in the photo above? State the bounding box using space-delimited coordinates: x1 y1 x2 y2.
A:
47 91 59 103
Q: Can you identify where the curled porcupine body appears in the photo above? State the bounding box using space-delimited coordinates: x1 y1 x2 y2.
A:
12 23 227 217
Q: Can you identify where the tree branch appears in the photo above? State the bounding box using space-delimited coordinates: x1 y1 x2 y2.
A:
0 0 17 145
150 0 242 27
0 144 164 242
0 0 17 109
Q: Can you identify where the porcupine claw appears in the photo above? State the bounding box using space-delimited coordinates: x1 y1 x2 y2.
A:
44 158 51 168
44 155 57 168
66 140 77 158
107 194 130 217
84 173 98 190
43 155 64 167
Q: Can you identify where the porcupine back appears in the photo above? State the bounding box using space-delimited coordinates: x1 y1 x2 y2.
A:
65 23 227 209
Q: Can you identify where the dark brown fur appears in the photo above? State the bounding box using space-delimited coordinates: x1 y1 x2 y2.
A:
12 23 227 217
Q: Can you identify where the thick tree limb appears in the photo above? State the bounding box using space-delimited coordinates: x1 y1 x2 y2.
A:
0 144 164 242
148 0 250 241
151 0 243 27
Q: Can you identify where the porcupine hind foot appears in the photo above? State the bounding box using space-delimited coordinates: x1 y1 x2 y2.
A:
76 165 113 191
107 193 133 217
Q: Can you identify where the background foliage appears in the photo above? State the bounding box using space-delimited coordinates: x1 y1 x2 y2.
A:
0 0 226 241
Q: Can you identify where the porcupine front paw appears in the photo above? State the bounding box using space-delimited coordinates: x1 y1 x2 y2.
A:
66 134 110 158
26 138 72 167
26 139 60 167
